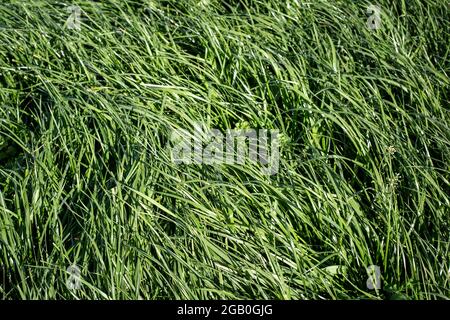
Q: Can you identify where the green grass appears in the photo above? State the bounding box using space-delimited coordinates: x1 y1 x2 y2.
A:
0 0 449 299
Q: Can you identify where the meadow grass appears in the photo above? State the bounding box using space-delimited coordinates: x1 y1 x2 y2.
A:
0 0 449 299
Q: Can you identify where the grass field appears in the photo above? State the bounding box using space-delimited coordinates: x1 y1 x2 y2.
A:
0 0 449 299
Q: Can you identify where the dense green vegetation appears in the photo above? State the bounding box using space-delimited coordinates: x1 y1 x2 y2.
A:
0 0 449 299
